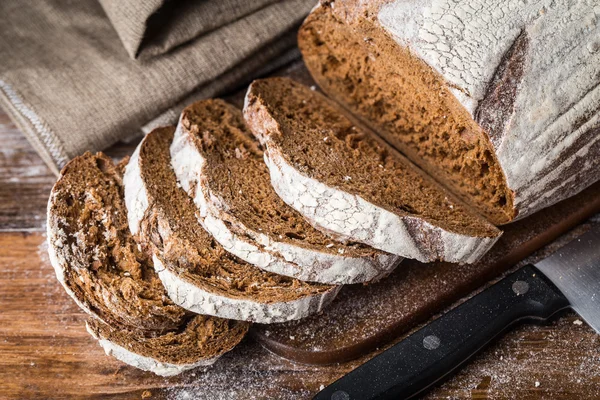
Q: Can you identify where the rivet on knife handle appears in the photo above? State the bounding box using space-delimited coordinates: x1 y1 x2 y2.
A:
314 265 570 400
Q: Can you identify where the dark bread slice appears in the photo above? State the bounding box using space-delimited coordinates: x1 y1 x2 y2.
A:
124 127 339 322
171 99 400 285
47 152 248 375
244 77 502 264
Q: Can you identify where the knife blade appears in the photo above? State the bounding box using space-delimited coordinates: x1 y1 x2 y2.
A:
314 224 600 400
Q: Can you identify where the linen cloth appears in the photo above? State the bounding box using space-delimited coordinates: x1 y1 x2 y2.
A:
0 0 314 175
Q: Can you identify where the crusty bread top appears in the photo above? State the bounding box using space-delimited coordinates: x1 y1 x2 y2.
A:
244 77 500 240
131 127 334 303
47 152 248 363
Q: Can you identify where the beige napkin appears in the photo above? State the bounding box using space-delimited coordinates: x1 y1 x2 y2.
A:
0 0 314 175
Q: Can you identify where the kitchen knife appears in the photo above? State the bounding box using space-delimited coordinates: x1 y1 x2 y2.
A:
315 224 600 400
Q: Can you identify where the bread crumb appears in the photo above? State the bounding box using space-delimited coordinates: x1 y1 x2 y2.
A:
535 381 541 388
573 319 583 325
319 385 325 391
326 244 334 248
142 390 152 398
310 85 317 91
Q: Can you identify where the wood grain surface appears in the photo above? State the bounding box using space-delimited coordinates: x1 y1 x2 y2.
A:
2 67 600 399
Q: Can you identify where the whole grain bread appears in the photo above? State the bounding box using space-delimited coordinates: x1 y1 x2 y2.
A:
299 0 600 224
171 99 401 284
47 152 248 375
244 77 501 264
124 127 339 322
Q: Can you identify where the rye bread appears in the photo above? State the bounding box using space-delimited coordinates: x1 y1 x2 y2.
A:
299 0 600 224
123 127 339 322
47 152 248 376
171 99 401 285
243 77 501 264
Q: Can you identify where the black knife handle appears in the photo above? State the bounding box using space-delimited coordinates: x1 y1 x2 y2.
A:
314 264 570 400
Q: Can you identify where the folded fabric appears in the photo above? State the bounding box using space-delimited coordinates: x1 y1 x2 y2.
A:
0 0 314 175
99 0 281 59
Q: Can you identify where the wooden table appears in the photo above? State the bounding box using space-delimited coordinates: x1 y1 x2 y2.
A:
2 100 600 399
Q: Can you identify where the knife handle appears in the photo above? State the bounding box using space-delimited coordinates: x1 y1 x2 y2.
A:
314 264 570 400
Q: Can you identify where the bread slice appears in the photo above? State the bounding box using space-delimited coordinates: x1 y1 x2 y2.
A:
47 152 248 375
243 77 501 264
123 126 339 322
299 1 600 224
170 99 401 285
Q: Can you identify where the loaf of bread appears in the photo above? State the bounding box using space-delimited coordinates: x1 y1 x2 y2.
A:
244 77 501 263
171 99 401 284
123 126 339 323
47 152 248 375
299 0 600 224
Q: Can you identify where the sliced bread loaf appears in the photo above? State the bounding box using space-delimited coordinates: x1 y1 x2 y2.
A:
170 99 400 285
243 77 501 264
124 126 339 322
299 1 600 224
47 152 248 375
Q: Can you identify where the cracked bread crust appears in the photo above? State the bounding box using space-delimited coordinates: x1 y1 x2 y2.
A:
171 99 401 284
243 78 501 263
47 152 248 374
124 127 339 323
